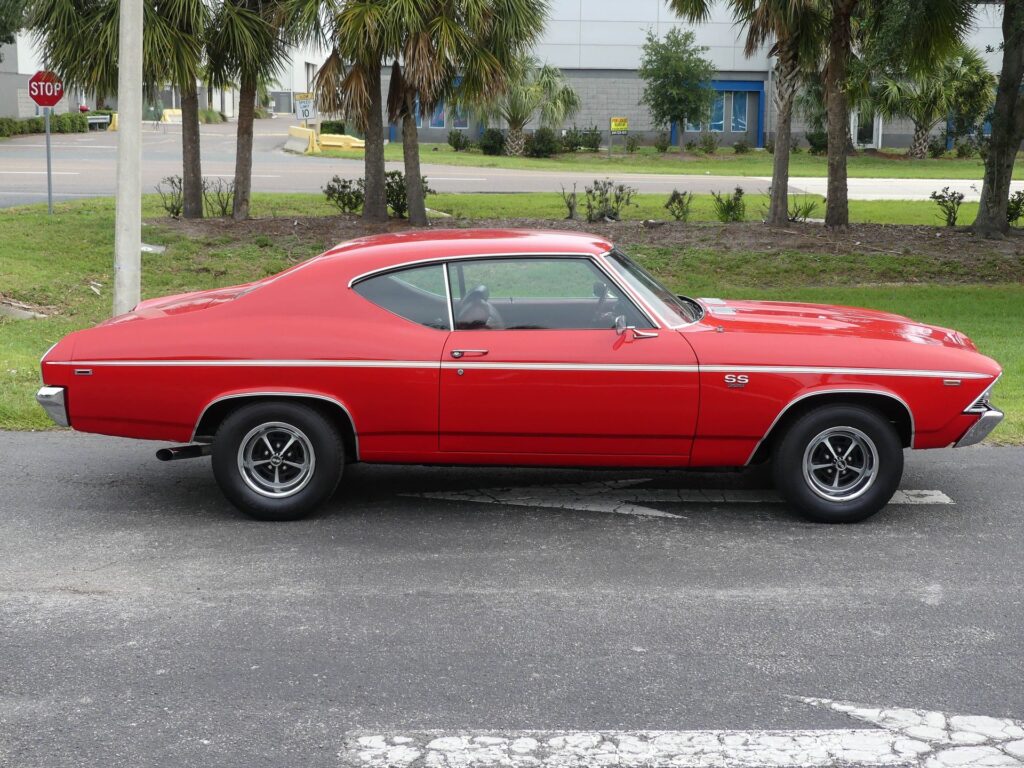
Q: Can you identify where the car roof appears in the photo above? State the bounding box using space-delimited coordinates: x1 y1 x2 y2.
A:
319 229 614 275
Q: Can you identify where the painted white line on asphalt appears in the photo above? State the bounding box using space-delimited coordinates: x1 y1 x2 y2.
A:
0 170 80 175
407 481 953 517
202 173 281 178
341 698 1024 767
427 176 489 181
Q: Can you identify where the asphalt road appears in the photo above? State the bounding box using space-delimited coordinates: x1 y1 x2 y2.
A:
1 431 1022 767
0 122 1012 208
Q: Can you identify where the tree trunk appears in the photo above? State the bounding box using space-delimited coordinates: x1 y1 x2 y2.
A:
506 125 526 156
180 81 203 219
824 0 855 229
362 65 389 223
679 122 687 156
768 51 800 226
219 88 225 115
402 103 428 227
973 0 1024 237
908 125 931 160
232 73 257 221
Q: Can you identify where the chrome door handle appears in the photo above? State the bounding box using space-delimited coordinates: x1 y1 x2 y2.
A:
451 349 488 358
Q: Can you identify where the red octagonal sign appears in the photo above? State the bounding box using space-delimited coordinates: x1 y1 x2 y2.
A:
28 71 64 108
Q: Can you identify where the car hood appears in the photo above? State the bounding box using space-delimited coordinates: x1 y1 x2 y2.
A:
698 298 977 350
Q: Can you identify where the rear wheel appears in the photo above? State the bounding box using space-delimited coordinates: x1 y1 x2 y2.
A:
212 402 343 521
772 404 903 523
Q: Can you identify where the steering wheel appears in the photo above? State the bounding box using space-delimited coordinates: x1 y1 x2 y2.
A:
456 284 505 329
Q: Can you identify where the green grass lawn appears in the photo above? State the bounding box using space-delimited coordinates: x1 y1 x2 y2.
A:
1 195 1019 443
320 142 1015 180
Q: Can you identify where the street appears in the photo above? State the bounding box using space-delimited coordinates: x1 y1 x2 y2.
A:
1 431 1022 767
1 122 1016 208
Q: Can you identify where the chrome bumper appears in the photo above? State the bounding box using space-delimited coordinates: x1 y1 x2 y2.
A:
955 407 1004 448
36 386 69 427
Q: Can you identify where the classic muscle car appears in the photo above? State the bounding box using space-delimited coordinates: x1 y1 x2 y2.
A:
37 230 1003 523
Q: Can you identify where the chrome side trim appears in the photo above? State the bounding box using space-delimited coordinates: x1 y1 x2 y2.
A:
36 386 69 427
53 359 440 369
702 365 992 380
441 361 699 372
190 392 359 459
954 407 1004 447
744 388 916 465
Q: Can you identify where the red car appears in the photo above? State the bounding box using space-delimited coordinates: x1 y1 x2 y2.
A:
37 230 1003 523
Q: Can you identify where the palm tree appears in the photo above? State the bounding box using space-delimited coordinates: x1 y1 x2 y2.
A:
385 0 548 225
28 0 209 218
670 0 825 226
477 54 580 157
207 0 290 220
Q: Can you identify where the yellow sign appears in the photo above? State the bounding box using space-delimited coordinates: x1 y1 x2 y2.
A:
610 116 629 135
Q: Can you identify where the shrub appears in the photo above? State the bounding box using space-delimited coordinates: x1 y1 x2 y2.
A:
52 112 88 132
625 135 640 153
156 176 184 218
954 139 975 159
199 108 224 124
765 138 775 154
654 131 671 153
711 186 746 222
321 120 347 135
1007 190 1024 226
579 125 602 152
788 195 821 223
805 130 828 155
253 105 272 119
479 128 505 156
927 135 947 159
560 183 578 220
526 126 560 158
684 139 697 152
323 175 365 214
561 126 584 153
697 131 718 154
732 139 751 154
384 170 434 218
0 114 86 135
929 186 964 227
202 177 235 217
665 189 693 222
584 179 637 222
447 129 472 152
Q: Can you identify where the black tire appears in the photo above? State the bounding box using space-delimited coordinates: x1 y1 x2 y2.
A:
771 404 903 524
211 401 344 521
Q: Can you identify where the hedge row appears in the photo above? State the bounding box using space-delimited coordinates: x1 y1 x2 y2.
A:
0 112 90 137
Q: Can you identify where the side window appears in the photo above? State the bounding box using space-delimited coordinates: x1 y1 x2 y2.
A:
353 264 449 330
448 258 652 331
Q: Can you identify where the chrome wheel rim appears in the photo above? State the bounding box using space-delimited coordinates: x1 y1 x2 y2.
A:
237 422 315 499
802 426 879 502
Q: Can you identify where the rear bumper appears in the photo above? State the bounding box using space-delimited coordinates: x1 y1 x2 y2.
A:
36 386 69 427
954 407 1004 448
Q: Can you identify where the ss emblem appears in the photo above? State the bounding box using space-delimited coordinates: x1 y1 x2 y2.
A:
724 374 749 388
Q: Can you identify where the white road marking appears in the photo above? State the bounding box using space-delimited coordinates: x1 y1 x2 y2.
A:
407 480 954 517
202 173 281 178
341 698 1024 767
0 170 80 175
426 176 489 181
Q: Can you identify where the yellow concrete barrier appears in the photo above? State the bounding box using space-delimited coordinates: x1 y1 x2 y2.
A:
160 108 182 124
284 125 318 154
107 113 118 131
318 133 366 151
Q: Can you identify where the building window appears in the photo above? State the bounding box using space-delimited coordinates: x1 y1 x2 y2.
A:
731 93 747 132
452 102 468 129
709 94 725 132
685 117 701 132
430 99 446 129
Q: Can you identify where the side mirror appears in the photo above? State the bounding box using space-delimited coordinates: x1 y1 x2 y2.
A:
615 314 659 340
614 315 627 335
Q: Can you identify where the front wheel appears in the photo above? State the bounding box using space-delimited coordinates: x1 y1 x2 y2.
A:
212 402 343 521
772 404 903 524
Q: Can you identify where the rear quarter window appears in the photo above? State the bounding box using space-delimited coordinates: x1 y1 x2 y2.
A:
353 264 450 330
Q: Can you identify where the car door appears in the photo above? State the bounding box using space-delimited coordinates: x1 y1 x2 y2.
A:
439 256 699 461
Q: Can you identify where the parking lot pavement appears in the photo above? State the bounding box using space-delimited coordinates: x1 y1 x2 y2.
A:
1 431 1022 767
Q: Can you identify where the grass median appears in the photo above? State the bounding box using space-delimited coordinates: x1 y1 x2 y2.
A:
320 142 1016 180
1 195 1019 444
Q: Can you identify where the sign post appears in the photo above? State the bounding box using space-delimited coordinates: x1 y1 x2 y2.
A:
609 116 628 158
28 71 64 215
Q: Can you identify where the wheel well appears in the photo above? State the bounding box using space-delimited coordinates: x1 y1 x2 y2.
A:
749 392 913 465
193 395 358 462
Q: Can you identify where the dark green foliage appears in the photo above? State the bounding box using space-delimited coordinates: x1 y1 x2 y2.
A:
927 135 947 159
323 176 365 214
665 189 693 222
805 130 827 155
654 131 671 153
384 170 433 218
638 28 715 141
711 186 746 222
930 186 964 226
584 179 637 222
697 131 718 154
954 139 975 159
321 120 347 135
732 139 751 154
625 135 640 153
447 129 472 151
525 127 560 157
479 128 505 156
788 195 821 222
1007 191 1024 226
561 127 583 152
579 126 602 152
0 114 86 137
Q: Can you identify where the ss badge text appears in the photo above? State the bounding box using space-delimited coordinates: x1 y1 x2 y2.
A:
724 374 749 388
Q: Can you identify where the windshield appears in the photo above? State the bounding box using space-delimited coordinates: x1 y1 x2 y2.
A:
605 249 702 325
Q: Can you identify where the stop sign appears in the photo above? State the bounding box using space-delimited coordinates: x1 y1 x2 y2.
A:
28 71 64 108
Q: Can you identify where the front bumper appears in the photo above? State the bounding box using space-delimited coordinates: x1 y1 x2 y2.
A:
36 386 69 427
955 407 1004 448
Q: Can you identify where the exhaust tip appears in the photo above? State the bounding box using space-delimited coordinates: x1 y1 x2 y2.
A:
155 448 174 461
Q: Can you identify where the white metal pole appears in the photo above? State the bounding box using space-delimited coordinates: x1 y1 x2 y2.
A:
44 107 53 215
113 0 143 316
